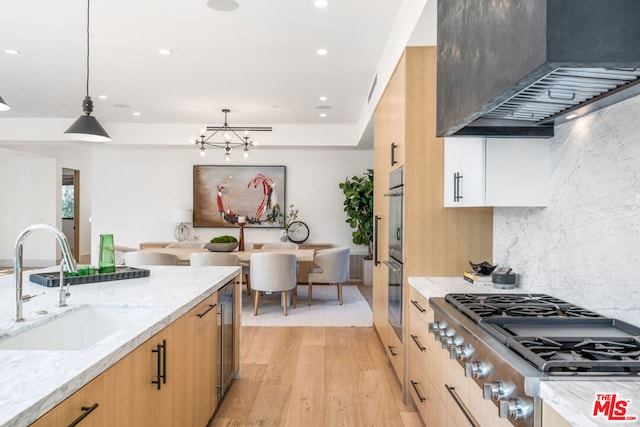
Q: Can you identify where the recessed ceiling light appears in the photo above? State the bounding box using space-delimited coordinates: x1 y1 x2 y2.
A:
98 95 108 100
133 112 141 116
314 0 328 8
566 113 579 120
207 0 239 12
319 96 328 101
158 48 172 55
316 48 329 56
319 113 327 118
5 49 20 55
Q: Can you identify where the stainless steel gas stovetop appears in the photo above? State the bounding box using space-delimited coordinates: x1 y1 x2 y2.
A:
429 293 640 427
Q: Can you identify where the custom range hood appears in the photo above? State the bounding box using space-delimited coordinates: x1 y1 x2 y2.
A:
437 0 640 137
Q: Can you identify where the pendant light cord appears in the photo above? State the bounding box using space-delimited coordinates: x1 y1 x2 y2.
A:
85 0 91 98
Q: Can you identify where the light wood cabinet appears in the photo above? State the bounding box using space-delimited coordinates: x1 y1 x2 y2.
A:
444 137 549 207
542 401 572 427
31 375 107 427
32 287 230 427
373 46 494 392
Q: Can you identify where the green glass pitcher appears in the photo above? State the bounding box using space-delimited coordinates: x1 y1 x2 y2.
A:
99 234 116 274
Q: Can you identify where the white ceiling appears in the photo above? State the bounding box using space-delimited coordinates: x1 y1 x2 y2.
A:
0 0 405 139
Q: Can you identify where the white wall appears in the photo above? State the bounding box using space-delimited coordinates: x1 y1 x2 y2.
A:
493 94 640 327
90 146 373 263
0 148 57 266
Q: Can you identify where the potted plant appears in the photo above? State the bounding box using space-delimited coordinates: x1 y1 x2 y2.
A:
339 169 374 286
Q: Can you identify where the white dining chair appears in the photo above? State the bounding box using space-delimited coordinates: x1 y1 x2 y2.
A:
125 251 179 266
249 253 297 316
307 247 350 305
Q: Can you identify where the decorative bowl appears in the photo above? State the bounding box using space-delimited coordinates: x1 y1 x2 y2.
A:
469 261 498 276
206 242 239 252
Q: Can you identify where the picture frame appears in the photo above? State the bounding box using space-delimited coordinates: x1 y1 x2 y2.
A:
193 165 286 228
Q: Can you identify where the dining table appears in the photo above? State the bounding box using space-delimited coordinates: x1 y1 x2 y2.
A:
140 247 316 265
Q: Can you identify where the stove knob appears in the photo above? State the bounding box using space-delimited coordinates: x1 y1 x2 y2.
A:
434 327 455 341
499 397 533 421
449 343 475 360
483 380 515 400
465 361 493 379
440 335 464 349
428 321 448 334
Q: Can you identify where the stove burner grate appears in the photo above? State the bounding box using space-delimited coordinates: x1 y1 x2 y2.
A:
508 336 640 373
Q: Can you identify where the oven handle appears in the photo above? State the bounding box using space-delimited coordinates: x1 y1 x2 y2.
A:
374 215 381 266
444 384 480 427
383 260 402 273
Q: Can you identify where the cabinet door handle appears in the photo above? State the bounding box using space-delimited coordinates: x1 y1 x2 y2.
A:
374 215 381 266
411 334 426 352
445 384 479 427
388 345 398 357
410 380 427 403
197 303 217 318
67 403 99 427
453 172 464 202
391 142 398 166
151 339 167 390
410 299 426 313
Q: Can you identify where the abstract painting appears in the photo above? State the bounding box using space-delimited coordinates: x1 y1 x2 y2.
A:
193 165 286 227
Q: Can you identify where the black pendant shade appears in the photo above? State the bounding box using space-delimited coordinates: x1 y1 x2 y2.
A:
0 95 10 112
64 96 111 142
64 0 111 142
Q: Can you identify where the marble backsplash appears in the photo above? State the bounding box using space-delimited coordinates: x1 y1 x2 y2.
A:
493 94 640 327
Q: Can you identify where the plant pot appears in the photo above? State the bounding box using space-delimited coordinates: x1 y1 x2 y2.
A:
206 242 239 252
362 258 373 286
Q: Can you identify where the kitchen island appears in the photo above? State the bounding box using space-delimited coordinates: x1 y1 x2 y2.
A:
409 276 640 427
0 265 240 427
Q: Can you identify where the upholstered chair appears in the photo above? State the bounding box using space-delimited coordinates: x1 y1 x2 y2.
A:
189 252 239 267
307 247 350 305
249 253 298 316
124 251 179 266
261 242 299 249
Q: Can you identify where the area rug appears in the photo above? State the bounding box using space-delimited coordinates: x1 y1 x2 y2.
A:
241 284 372 327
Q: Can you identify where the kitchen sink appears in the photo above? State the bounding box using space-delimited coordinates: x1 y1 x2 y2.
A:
0 305 159 351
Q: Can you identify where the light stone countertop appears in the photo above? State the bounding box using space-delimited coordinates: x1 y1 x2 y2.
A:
0 265 240 427
408 276 640 427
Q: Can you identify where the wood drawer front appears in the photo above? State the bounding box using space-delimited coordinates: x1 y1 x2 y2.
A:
409 350 457 427
408 302 430 364
408 287 433 326
386 323 404 385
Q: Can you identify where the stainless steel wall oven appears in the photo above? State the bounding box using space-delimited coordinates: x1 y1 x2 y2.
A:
385 167 404 341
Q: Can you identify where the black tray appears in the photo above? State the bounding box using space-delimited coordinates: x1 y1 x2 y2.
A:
29 266 150 287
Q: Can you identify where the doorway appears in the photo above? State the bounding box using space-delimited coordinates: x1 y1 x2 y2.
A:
62 168 80 262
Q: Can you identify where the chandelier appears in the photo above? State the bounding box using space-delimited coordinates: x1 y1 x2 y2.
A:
192 109 272 161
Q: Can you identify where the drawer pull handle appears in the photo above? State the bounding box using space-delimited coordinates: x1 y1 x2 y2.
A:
410 299 426 313
445 384 479 427
411 334 426 352
388 345 398 357
411 380 426 403
68 403 99 427
197 303 217 318
151 339 167 390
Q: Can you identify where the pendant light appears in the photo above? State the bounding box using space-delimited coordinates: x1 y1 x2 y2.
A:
64 0 111 142
0 96 10 112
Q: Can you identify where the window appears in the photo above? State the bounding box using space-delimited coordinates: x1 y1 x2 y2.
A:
62 184 74 219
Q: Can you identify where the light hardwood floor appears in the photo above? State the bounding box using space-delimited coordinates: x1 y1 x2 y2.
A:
210 326 421 427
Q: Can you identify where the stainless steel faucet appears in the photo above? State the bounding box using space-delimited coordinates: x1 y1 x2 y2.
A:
14 224 78 322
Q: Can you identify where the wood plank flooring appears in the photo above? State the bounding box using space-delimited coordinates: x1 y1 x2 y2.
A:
210 326 421 427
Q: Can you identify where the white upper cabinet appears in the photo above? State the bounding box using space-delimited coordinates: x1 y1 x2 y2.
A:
444 137 486 206
444 137 548 207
